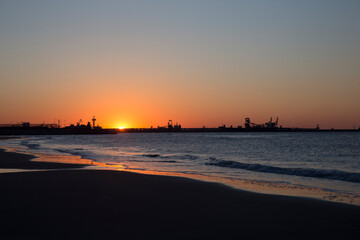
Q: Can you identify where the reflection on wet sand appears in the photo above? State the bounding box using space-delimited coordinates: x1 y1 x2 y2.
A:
33 153 126 170
2 147 125 171
34 153 100 166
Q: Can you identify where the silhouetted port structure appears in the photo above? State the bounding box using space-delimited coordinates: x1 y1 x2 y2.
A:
0 116 118 135
1 117 359 135
244 117 279 129
123 117 360 133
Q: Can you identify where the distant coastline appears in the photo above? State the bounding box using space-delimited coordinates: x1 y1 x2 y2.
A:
122 127 360 133
1 117 359 135
0 127 119 135
1 126 359 135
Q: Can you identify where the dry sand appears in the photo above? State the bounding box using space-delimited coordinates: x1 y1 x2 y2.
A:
0 148 359 239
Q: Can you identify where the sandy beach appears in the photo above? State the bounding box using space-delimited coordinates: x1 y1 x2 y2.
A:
0 148 359 239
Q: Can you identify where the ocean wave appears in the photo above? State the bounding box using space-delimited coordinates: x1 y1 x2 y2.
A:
176 154 199 160
206 159 360 183
54 148 88 158
20 141 40 149
153 160 177 163
142 153 199 161
142 154 161 158
126 159 177 163
55 149 71 154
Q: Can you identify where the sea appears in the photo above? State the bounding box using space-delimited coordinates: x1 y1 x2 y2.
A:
1 132 360 204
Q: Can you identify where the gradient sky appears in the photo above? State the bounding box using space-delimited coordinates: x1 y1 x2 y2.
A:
1 0 359 129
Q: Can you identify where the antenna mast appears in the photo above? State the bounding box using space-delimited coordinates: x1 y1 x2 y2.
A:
92 116 96 129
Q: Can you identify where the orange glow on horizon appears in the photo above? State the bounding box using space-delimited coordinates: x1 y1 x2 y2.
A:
1 1 360 131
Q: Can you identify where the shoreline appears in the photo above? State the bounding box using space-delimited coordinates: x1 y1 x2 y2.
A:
0 147 360 238
0 148 88 170
1 145 360 206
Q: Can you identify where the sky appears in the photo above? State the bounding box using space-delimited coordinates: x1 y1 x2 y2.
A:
1 0 360 129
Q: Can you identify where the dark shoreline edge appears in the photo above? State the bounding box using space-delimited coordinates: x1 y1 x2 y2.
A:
0 148 360 239
0 148 88 169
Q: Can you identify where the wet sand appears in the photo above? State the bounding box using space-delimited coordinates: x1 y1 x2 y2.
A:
0 148 87 169
0 149 360 239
